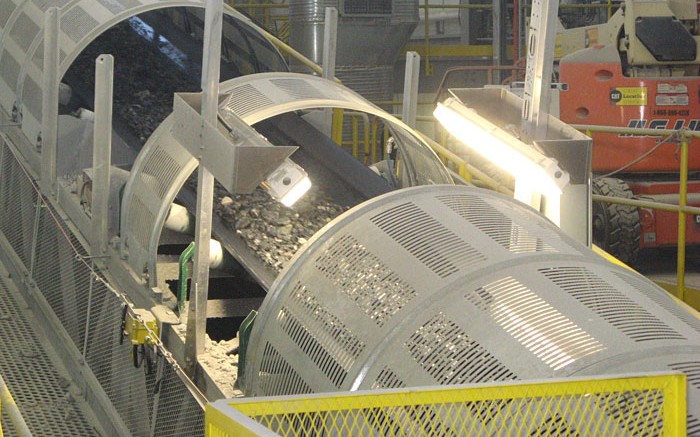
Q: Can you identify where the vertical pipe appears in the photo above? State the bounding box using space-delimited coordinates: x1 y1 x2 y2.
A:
677 138 688 301
322 7 338 136
92 55 114 255
402 52 421 129
41 8 60 195
185 0 223 374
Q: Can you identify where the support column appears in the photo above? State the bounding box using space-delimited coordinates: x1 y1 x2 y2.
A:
185 0 223 375
41 7 60 194
322 7 338 136
92 55 114 255
402 52 420 129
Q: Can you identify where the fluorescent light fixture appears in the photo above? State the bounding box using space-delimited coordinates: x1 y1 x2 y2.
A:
434 97 569 196
261 159 312 207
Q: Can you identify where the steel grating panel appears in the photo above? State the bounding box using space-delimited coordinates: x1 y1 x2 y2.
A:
0 142 205 437
0 273 97 436
0 142 37 269
151 362 205 437
83 288 158 436
32 201 90 349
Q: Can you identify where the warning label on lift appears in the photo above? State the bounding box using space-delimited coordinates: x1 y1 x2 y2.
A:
656 94 689 106
610 87 647 106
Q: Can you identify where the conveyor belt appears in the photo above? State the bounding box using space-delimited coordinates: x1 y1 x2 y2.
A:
0 262 99 436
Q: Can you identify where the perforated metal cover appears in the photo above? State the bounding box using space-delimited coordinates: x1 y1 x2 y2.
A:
120 72 451 285
0 0 270 150
244 184 700 431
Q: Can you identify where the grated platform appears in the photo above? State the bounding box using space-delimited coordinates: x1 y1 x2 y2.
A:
0 263 100 436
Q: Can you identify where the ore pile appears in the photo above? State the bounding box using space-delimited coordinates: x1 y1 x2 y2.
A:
188 178 348 272
65 18 199 145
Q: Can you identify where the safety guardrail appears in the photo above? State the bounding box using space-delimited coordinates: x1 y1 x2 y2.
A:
206 372 687 436
0 374 32 437
574 124 700 308
413 0 619 76
0 136 207 436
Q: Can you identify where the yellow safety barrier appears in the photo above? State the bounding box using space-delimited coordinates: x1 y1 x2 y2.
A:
206 373 686 436
0 375 32 436
574 124 700 309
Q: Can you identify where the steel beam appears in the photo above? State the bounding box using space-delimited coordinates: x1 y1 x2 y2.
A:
40 8 60 194
402 52 420 128
92 55 114 255
322 7 338 136
520 0 559 142
185 0 224 376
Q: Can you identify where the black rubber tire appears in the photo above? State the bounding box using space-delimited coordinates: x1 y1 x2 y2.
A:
591 177 641 265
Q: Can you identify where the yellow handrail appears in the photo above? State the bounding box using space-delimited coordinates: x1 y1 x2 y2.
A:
208 373 687 436
573 124 699 307
0 375 32 436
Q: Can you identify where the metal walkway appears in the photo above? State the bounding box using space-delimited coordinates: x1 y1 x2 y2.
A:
0 261 100 436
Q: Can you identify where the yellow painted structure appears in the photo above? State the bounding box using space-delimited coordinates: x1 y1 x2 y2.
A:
206 373 686 436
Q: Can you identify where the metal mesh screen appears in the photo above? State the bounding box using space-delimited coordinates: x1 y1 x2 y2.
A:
0 142 38 268
210 373 687 436
0 275 96 436
0 139 205 437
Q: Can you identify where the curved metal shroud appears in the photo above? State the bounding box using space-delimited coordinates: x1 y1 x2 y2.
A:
244 184 700 432
119 72 451 287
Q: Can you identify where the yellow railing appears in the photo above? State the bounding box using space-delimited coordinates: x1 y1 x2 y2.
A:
414 0 619 76
574 124 700 308
206 373 687 436
225 0 290 38
0 375 32 437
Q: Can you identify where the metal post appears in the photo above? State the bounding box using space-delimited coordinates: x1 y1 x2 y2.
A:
41 7 60 194
424 1 432 76
92 55 114 255
402 52 420 129
322 7 338 136
492 0 507 84
29 199 43 277
520 0 559 142
81 269 95 360
677 138 688 301
184 0 223 375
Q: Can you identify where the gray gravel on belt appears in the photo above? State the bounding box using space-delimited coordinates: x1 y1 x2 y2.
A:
188 177 347 273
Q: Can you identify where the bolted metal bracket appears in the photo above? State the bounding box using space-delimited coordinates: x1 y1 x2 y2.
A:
171 92 297 194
